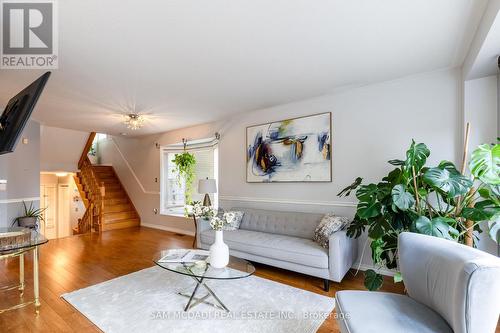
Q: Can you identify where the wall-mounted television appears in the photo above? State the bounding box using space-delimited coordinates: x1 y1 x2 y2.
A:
0 72 51 155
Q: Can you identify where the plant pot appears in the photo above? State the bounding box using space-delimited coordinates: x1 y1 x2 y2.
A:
17 217 37 229
209 230 229 268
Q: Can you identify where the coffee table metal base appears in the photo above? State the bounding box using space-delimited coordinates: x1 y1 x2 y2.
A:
178 275 229 312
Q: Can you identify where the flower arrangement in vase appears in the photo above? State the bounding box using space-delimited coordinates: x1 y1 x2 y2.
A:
208 216 229 268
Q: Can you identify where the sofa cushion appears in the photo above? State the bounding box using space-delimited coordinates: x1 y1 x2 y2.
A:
233 207 323 239
335 291 452 333
200 229 328 269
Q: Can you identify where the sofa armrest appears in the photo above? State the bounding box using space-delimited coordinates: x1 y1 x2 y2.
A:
328 230 357 282
195 217 211 248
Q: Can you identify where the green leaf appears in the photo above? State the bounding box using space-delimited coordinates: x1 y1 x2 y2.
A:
469 144 500 185
391 184 415 211
356 184 378 200
393 272 403 283
461 207 497 222
357 200 382 219
382 168 403 185
405 140 430 173
388 159 405 166
437 160 461 175
337 177 362 197
423 167 472 198
415 216 456 240
346 217 366 238
364 269 384 291
370 238 385 264
488 217 500 243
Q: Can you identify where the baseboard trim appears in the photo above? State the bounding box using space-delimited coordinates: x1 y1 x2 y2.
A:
351 262 397 277
141 223 195 237
219 195 357 208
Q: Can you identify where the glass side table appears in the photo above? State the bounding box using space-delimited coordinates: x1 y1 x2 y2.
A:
0 227 48 314
154 250 255 312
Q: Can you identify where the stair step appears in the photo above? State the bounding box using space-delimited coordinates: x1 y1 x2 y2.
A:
105 203 133 212
105 191 127 199
104 197 129 205
103 183 122 190
104 210 138 222
102 218 140 231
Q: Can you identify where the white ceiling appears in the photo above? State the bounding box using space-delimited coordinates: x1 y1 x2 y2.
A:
0 0 489 136
465 0 500 79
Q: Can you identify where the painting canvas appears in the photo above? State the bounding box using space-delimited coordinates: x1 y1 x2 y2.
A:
246 112 332 182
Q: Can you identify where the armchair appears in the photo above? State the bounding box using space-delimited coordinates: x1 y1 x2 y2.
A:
335 232 500 333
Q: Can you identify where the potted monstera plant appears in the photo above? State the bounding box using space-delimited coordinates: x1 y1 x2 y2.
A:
338 140 499 290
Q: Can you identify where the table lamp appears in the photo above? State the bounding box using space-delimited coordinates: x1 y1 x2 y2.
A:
198 178 217 207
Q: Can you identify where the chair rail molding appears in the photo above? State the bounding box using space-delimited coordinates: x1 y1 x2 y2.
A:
219 195 357 208
0 197 40 204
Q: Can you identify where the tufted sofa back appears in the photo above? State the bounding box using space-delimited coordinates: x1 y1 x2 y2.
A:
232 207 323 239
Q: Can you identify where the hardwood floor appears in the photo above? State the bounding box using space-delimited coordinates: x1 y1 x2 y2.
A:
0 226 487 332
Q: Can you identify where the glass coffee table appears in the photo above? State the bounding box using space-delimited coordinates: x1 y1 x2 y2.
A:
0 227 48 314
154 250 255 312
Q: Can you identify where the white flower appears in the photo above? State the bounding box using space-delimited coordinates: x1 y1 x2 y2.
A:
210 216 227 231
190 202 217 219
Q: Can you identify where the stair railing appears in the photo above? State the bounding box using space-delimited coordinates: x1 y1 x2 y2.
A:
77 132 105 234
79 157 105 233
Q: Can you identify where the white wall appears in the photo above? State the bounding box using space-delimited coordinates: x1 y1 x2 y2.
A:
100 68 468 265
40 125 89 172
0 121 41 227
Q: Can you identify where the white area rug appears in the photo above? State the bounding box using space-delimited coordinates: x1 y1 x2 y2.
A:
62 266 335 333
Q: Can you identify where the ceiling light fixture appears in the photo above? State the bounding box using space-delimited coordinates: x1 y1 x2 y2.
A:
124 113 145 130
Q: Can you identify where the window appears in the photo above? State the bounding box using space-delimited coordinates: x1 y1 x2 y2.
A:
160 143 218 216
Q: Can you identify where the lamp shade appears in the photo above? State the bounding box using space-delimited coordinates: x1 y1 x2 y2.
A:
198 178 217 194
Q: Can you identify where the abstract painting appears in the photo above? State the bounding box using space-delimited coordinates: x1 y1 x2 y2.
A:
246 112 332 182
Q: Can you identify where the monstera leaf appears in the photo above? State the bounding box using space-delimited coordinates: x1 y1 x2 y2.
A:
415 216 457 240
423 167 472 198
356 184 379 200
488 213 500 243
391 184 415 211
355 184 382 219
337 177 362 197
469 144 500 185
364 269 384 291
357 200 382 219
405 140 430 173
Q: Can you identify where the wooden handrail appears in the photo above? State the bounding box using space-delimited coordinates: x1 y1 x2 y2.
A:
78 132 96 169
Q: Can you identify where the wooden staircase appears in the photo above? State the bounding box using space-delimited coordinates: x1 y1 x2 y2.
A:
74 132 140 234
92 165 140 231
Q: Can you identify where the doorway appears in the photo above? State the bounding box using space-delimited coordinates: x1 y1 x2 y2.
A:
40 173 84 239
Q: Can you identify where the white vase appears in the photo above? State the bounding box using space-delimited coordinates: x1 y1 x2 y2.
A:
209 230 229 268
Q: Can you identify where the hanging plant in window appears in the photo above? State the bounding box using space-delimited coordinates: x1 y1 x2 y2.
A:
172 139 196 204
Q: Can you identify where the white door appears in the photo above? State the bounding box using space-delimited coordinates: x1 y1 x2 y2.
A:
40 185 57 239
57 185 71 238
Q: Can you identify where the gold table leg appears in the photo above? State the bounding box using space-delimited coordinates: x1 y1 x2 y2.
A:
0 247 39 314
33 246 40 314
19 253 24 297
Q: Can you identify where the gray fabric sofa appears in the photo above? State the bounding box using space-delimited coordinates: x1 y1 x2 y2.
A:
335 232 500 333
196 207 357 290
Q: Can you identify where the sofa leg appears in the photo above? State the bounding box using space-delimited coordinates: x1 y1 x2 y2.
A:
324 279 330 292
